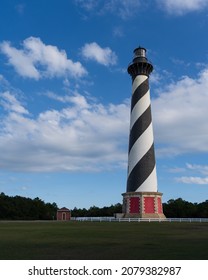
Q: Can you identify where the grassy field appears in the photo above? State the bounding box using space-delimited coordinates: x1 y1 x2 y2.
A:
0 221 208 260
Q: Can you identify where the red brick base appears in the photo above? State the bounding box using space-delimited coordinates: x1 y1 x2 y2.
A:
122 192 166 218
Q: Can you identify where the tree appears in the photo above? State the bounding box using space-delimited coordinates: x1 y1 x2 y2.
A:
0 194 57 220
163 198 200 218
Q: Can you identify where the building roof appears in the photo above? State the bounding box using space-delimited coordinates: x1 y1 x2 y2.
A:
57 207 70 212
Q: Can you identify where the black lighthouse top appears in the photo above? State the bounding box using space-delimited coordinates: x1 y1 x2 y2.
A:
128 47 153 80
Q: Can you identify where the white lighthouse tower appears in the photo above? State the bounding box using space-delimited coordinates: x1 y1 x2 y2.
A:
122 47 165 218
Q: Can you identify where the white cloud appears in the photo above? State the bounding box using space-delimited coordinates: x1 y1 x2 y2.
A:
175 163 208 185
76 0 208 17
45 91 90 109
75 0 141 19
103 0 142 19
0 91 129 172
176 176 208 185
157 0 208 15
152 67 208 156
186 163 208 175
168 167 186 173
0 37 87 80
81 42 117 66
0 91 29 115
150 71 162 85
0 74 10 88
0 41 40 79
75 0 99 11
2 64 208 172
2 51 208 173
113 26 124 37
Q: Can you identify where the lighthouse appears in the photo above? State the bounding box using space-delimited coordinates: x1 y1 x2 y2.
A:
122 47 165 218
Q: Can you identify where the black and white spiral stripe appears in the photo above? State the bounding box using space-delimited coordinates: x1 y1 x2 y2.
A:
126 74 157 193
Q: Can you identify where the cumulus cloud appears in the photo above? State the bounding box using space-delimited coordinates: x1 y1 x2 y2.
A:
157 0 208 15
81 42 117 66
152 67 208 156
1 47 208 173
0 91 129 172
0 37 87 80
2 64 208 172
0 41 40 79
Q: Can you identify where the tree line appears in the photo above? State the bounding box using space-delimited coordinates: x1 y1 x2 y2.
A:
163 198 208 218
71 198 208 218
0 192 208 219
71 203 122 217
0 192 58 220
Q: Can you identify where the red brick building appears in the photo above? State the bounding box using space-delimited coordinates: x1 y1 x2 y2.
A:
56 207 71 221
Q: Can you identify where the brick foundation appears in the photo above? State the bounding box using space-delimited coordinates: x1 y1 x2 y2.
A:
122 192 166 218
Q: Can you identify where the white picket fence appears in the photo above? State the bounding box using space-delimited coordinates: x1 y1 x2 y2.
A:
71 217 208 223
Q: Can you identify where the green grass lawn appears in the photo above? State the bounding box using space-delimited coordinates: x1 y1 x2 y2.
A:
0 221 208 260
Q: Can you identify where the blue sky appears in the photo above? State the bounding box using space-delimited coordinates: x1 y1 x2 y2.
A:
0 0 208 209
